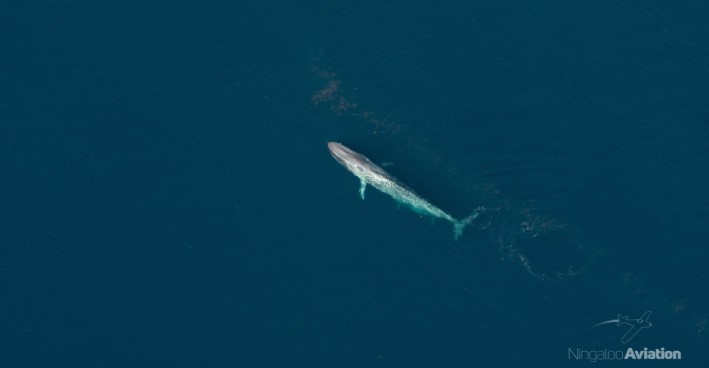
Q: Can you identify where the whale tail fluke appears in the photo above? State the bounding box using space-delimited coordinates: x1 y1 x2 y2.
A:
452 207 483 240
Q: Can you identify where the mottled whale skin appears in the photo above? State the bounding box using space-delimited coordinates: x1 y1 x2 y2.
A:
328 142 478 239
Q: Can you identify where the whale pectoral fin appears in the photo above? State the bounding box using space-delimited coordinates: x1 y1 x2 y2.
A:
359 179 367 200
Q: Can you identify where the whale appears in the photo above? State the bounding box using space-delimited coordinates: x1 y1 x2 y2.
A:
328 142 479 239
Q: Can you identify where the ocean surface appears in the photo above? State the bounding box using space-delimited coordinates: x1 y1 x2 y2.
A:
2 1 708 367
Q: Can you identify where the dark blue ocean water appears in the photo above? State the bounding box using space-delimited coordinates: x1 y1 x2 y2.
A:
2 1 708 367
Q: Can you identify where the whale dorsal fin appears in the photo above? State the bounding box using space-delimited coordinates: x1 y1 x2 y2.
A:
359 179 367 200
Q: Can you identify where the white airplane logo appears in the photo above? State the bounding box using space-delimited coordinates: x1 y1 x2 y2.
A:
593 311 653 343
